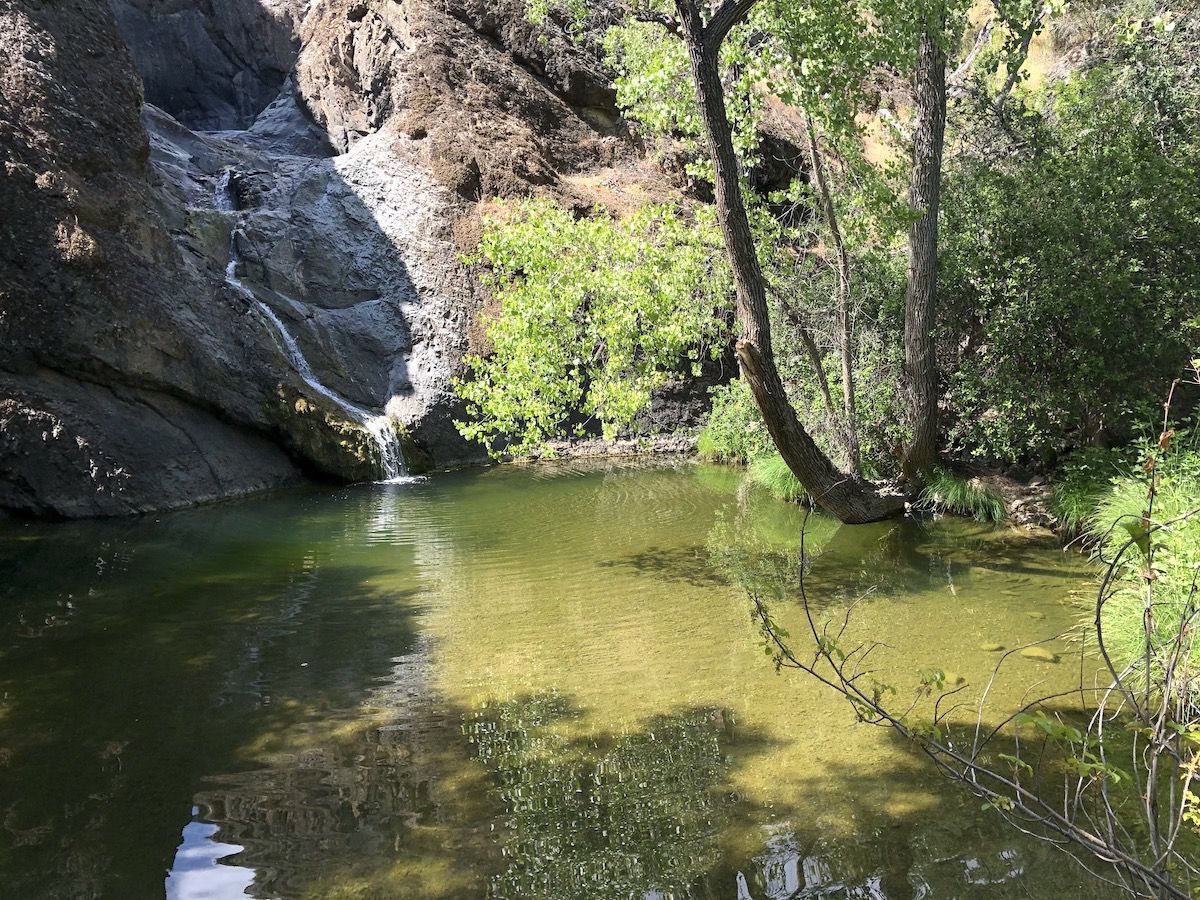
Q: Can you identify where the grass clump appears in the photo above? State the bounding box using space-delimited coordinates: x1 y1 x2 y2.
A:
917 468 1007 522
1049 446 1131 535
748 452 809 504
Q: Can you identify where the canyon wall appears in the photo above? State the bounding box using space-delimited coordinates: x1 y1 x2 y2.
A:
0 0 680 517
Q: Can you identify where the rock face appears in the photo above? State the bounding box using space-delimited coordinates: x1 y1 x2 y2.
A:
0 0 687 518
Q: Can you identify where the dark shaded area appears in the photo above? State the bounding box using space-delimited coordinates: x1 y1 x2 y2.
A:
596 544 731 588
0 491 478 898
108 0 300 130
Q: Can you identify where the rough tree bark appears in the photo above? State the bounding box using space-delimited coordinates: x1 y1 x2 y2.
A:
673 0 903 523
901 17 947 482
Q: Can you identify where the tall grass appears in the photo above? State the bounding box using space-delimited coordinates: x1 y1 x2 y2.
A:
1049 446 1131 535
916 468 1007 522
748 452 809 504
1082 438 1200 681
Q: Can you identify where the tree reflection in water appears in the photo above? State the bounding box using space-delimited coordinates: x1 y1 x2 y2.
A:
465 692 734 900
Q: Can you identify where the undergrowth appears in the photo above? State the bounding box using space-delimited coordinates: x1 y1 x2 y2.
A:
1080 433 1200 681
1049 446 1132 535
696 382 772 464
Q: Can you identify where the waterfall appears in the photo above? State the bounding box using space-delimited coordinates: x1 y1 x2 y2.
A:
215 169 408 482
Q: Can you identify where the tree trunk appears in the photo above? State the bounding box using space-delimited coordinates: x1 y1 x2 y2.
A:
805 114 863 479
675 1 902 523
901 20 947 483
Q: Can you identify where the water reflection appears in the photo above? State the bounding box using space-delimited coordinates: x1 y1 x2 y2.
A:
466 693 737 900
165 807 255 900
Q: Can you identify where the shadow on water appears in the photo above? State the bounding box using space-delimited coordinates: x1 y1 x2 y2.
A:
596 544 732 589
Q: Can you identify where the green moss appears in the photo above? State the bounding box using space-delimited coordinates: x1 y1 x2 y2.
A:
916 468 1007 523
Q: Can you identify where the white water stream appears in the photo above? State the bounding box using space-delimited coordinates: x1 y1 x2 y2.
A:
215 170 408 482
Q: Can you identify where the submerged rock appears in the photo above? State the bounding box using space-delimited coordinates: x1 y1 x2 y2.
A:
1019 646 1060 663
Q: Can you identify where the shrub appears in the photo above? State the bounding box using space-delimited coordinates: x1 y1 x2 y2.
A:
939 43 1200 463
696 381 772 463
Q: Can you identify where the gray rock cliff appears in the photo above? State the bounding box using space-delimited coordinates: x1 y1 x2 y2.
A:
1 0 680 517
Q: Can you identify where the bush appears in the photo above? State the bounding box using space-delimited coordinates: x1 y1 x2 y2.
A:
939 39 1200 463
696 381 773 463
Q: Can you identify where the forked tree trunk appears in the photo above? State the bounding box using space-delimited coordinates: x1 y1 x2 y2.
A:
674 1 902 523
901 20 947 482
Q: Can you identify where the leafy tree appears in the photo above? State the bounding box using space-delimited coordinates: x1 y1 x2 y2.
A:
940 8 1200 463
456 201 730 457
463 0 996 521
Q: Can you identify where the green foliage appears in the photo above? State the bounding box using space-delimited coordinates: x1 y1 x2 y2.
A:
695 381 772 463
748 452 810 504
1050 446 1133 534
1081 434 1200 681
916 468 1007 522
940 19 1200 463
455 201 730 457
603 20 766 184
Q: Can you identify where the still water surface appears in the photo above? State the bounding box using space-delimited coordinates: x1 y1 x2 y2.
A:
0 459 1117 898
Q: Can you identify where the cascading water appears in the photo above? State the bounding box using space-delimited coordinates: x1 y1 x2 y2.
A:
215 169 409 482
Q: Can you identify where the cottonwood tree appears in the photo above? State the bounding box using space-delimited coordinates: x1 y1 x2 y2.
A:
469 0 1050 522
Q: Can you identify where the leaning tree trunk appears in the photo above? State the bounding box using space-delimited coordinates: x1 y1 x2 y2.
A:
674 0 902 524
901 20 947 483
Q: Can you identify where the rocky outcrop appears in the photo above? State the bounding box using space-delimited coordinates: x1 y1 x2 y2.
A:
2 0 695 517
0 0 307 517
